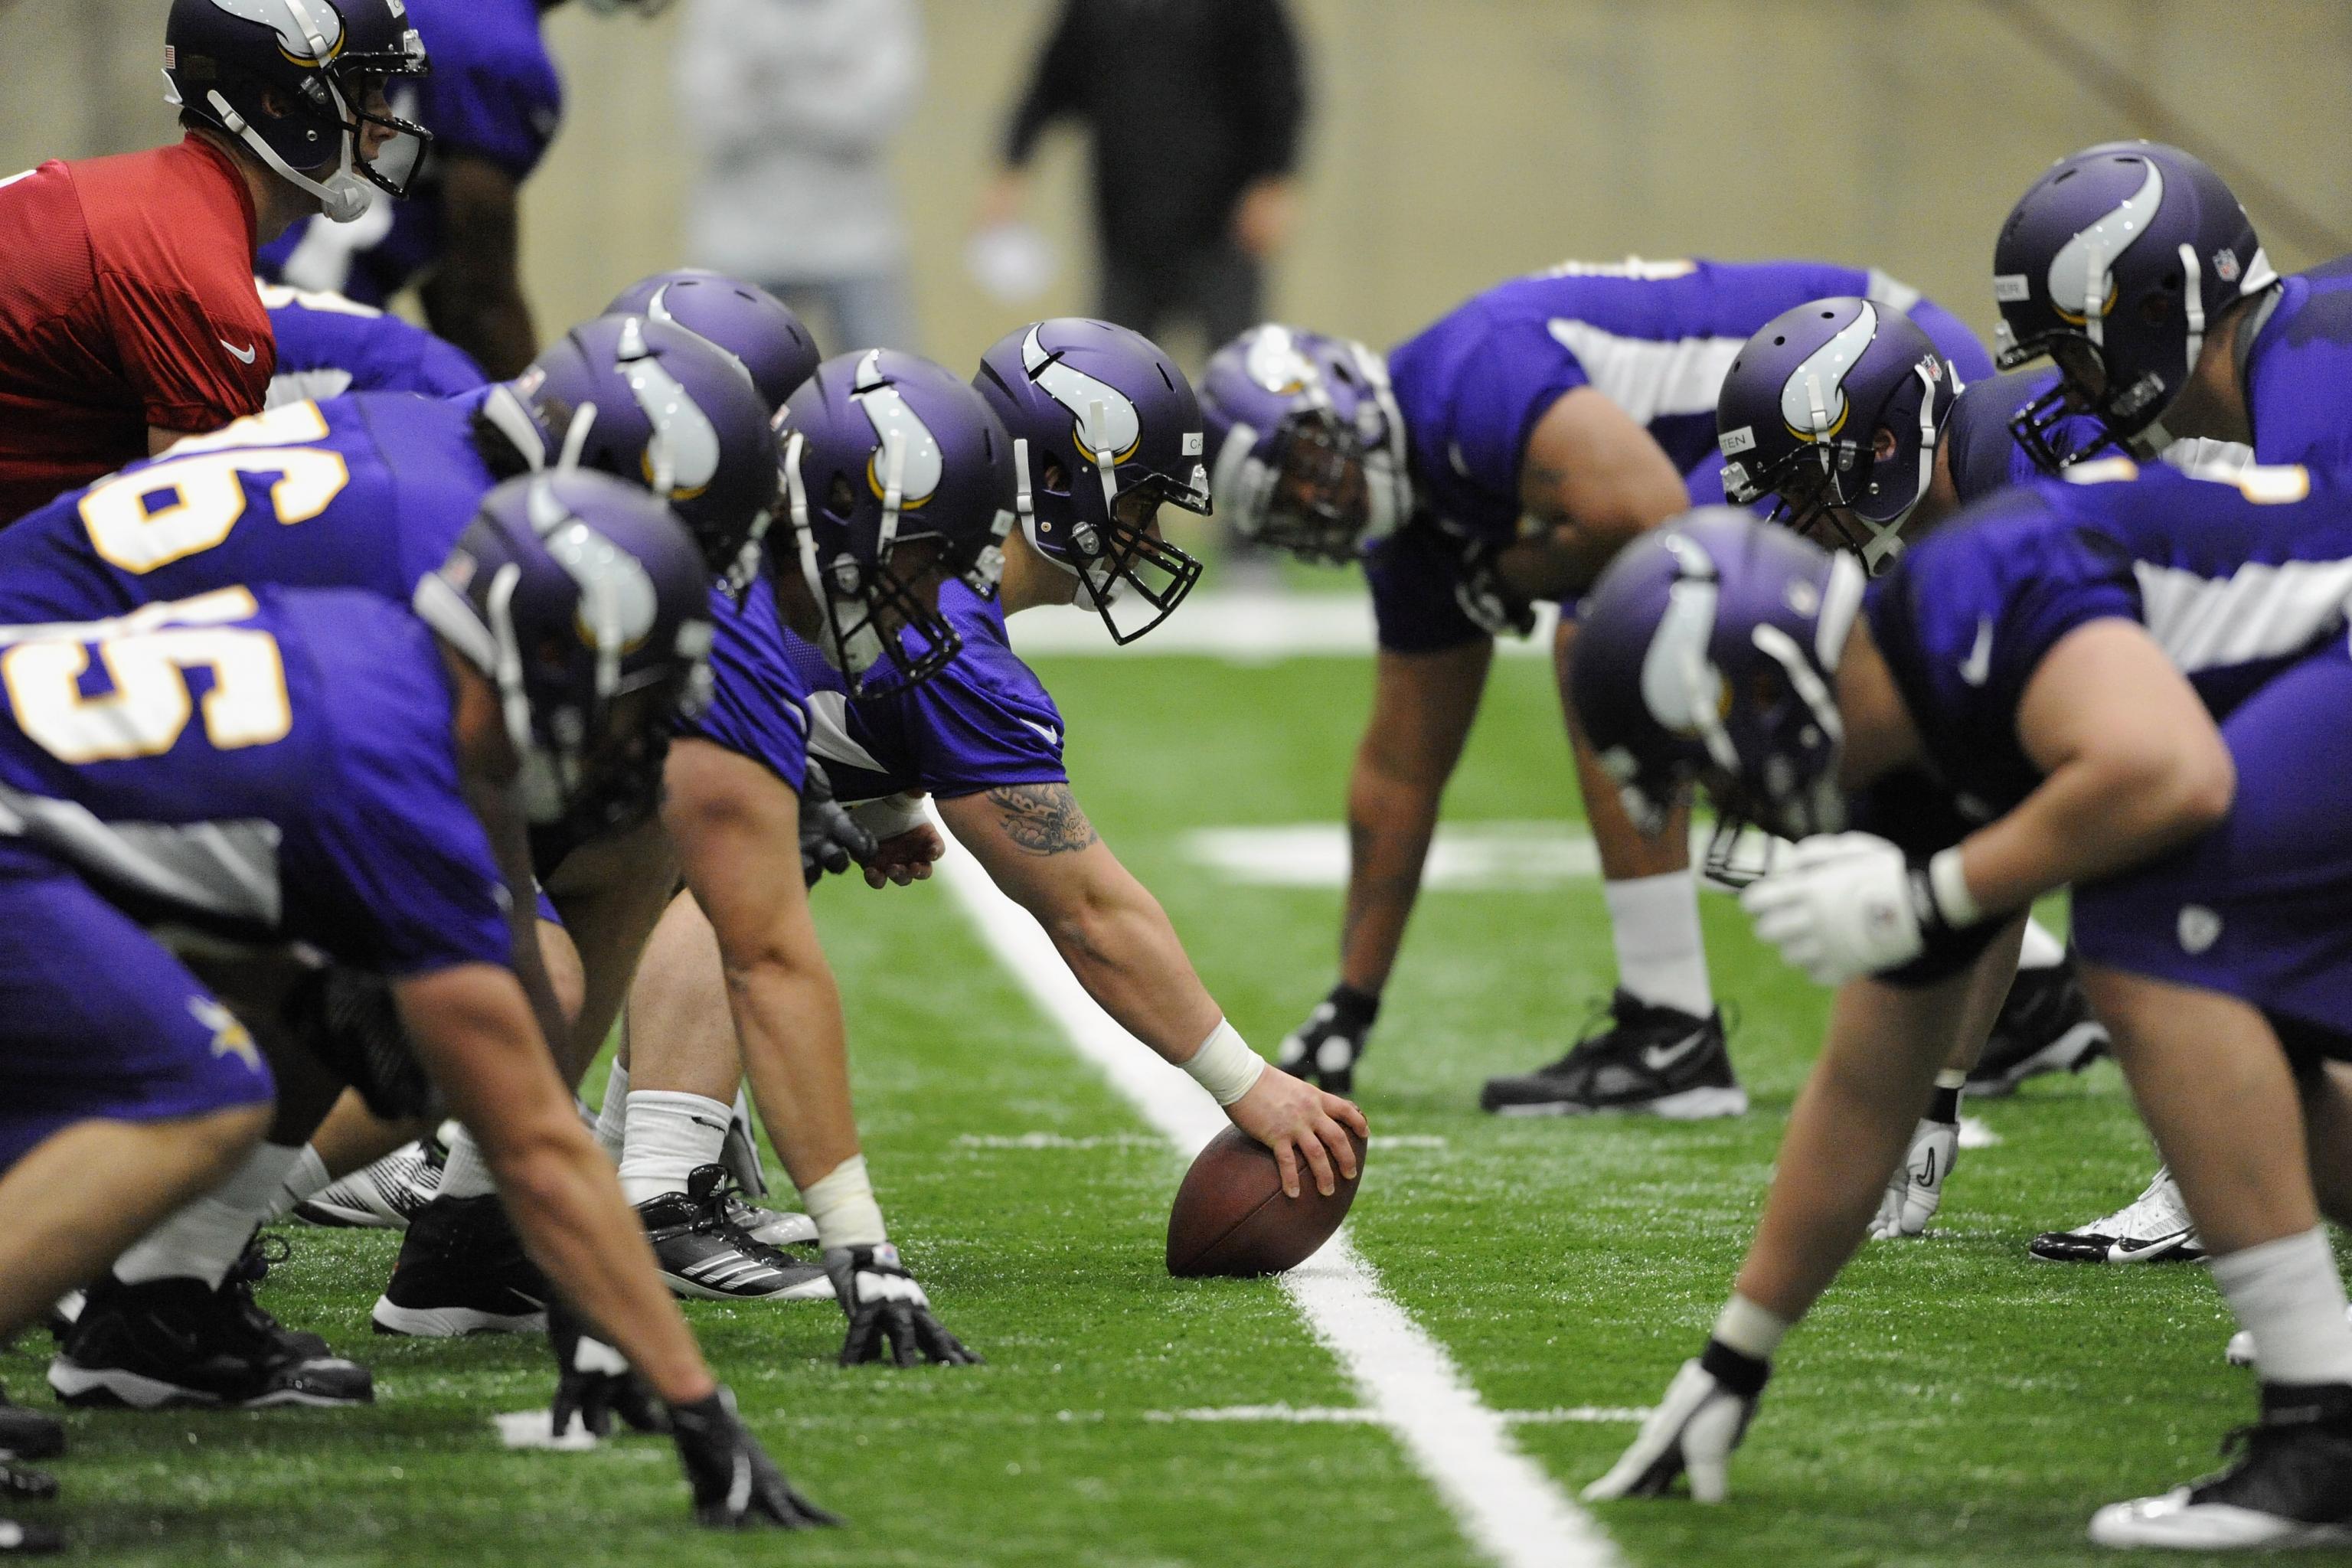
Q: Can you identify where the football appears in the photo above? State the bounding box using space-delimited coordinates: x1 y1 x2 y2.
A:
1165 1125 1368 1277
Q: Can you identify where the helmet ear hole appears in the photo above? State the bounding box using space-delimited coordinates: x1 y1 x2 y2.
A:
826 472 856 514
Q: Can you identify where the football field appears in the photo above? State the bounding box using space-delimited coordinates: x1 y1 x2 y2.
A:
3 634 2328 1568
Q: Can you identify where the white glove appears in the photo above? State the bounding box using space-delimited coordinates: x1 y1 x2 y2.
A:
1583 1346 1768 1504
1870 1115 1959 1239
1739 832 1942 985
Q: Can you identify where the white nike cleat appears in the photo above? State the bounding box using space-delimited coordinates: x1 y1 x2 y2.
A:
2029 1165 2204 1263
2227 1305 2352 1368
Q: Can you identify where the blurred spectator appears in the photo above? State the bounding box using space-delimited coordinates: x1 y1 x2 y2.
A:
675 0 924 354
981 0 1308 357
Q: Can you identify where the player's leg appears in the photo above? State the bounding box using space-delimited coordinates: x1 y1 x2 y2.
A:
1968 916 2109 1096
1481 616 1743 1119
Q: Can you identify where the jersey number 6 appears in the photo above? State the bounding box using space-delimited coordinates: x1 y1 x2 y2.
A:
2 623 293 764
77 404 351 574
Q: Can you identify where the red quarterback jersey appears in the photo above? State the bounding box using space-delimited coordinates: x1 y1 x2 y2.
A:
0 134 276 525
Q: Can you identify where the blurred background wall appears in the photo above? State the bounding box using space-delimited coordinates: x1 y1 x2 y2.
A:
5 0 2348 371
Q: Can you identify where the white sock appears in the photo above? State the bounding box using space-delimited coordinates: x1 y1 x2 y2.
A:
438 1128 497 1200
2211 1227 2352 1386
116 1142 303 1289
616 1091 730 1207
593 1060 631 1162
1605 871 1713 1018
260 1144 332 1224
2017 916 2066 971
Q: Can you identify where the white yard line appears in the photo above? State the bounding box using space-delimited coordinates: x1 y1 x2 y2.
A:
936 839 1621 1568
1010 590 1560 661
1145 1405 1650 1427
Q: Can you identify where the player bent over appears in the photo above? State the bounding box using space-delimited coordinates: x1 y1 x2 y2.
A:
1197 259 1991 1117
1576 477 2352 1547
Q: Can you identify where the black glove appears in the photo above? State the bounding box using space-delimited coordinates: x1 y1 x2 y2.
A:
823 1243 981 1367
800 762 876 887
548 1303 667 1441
669 1388 840 1529
283 966 439 1121
1278 983 1380 1095
1452 537 1537 638
1583 1340 1769 1503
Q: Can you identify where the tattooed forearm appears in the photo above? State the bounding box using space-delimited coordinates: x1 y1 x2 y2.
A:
986 782 1099 856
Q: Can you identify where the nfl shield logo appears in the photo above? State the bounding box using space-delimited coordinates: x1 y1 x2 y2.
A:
2213 249 2242 283
2177 904 2223 955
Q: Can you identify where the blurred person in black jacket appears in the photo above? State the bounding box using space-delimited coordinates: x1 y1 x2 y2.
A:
978 0 1307 355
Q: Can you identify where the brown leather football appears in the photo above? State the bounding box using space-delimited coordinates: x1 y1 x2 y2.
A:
1165 1124 1368 1277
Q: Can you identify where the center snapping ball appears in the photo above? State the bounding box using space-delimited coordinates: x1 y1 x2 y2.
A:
1165 1125 1367 1277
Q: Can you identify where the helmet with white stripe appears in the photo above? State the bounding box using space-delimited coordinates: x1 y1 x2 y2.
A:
603 271 821 414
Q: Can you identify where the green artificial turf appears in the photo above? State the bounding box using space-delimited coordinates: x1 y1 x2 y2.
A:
5 648 2336 1566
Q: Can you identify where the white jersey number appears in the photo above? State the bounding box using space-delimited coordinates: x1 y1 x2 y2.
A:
77 403 349 573
3 623 292 764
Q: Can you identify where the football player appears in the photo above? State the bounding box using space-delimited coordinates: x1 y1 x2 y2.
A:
260 0 671 376
0 475 828 1534
260 279 488 405
0 0 430 524
1576 471 2352 1547
613 322 1367 1344
1197 260 1991 1116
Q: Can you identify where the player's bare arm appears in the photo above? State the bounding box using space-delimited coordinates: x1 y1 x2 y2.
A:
419 155 536 379
1505 386 1692 600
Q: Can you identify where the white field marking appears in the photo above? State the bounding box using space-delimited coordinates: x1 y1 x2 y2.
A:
1184 820 1754 893
1958 1116 2002 1150
1009 590 1560 662
1147 1404 1651 1426
936 835 1621 1568
957 1131 1449 1152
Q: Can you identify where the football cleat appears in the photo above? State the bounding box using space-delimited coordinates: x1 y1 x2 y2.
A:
722 1194 818 1250
295 1135 444 1230
1481 990 1746 1119
2089 1383 2352 1549
0 1390 60 1463
50 1263 372 1410
1278 984 1379 1096
639 1168 833 1303
371 1194 550 1337
1968 957 2109 1096
2030 1165 2204 1263
2227 1306 2352 1369
0 1459 60 1557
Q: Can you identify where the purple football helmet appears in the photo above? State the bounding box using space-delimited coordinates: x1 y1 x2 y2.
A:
972 318 1210 643
481 315 781 593
413 471 717 825
1198 325 1413 563
776 349 1018 695
165 0 431 224
1716 298 1962 574
603 270 821 413
1993 142 2275 469
1573 508 1867 880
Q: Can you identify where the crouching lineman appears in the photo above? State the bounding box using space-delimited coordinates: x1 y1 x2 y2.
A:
0 476 830 1543
611 320 1366 1353
1576 467 2352 1546
1197 258 1991 1117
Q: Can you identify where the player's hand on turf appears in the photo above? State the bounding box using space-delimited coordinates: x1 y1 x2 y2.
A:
823 1244 981 1367
1740 832 1929 985
1278 983 1379 1094
799 763 876 887
548 1304 668 1439
1583 1343 1769 1504
1870 1113 1959 1240
1228 1065 1368 1200
669 1387 840 1529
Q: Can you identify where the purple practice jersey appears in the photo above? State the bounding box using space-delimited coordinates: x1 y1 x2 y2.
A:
675 562 816 797
2239 262 2352 470
0 586 509 975
258 0 562 305
792 581 1067 804
0 394 497 625
261 281 487 407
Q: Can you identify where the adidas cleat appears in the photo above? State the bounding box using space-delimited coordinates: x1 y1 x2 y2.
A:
2030 1166 2204 1263
1481 990 1746 1119
2089 1383 2352 1549
50 1264 371 1410
1968 956 2109 1096
639 1168 832 1303
295 1136 443 1230
371 1194 548 1337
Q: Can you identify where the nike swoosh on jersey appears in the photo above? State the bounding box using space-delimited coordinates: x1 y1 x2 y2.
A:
220 338 258 364
1020 717 1061 750
1639 1031 1707 1073
1958 616 1993 687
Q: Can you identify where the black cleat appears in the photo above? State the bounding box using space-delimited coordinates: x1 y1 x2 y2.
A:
2090 1382 2352 1547
48 1264 371 1410
1481 990 1746 1119
0 1464 60 1557
2029 1165 2204 1264
639 1168 833 1303
0 1390 61 1463
1278 985 1380 1096
1968 956 2109 1096
372 1194 549 1337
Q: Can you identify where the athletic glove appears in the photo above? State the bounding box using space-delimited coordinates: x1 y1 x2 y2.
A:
669 1387 840 1529
1583 1341 1770 1503
548 1303 666 1440
799 762 876 887
823 1243 981 1367
1452 538 1537 638
1870 1112 1959 1240
1739 833 1972 986
1278 983 1380 1096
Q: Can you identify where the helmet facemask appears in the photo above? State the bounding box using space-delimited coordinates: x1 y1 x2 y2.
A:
782 428 965 697
1016 430 1206 644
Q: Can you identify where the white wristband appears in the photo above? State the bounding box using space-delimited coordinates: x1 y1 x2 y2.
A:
851 792 929 841
1711 1292 1792 1360
1181 1019 1266 1106
800 1153 887 1249
1926 846 1981 928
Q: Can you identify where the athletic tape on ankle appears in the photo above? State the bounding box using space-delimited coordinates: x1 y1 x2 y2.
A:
802 1154 887 1249
1182 1019 1266 1106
